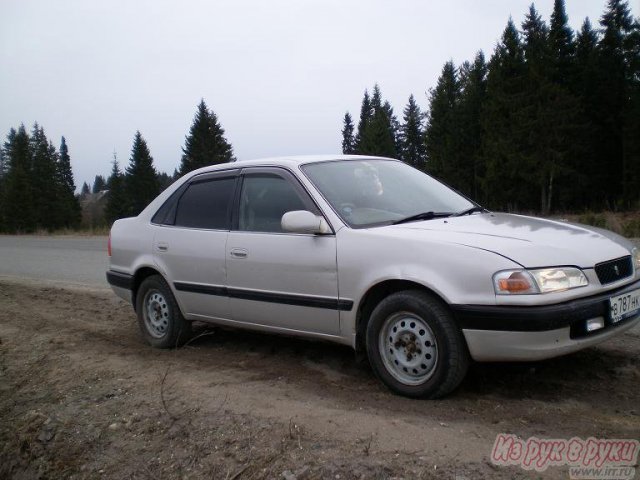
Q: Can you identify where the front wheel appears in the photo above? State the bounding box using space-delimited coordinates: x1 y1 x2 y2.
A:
366 290 468 399
136 275 191 348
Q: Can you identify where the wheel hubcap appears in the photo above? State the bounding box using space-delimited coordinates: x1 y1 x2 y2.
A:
144 290 170 338
379 312 438 385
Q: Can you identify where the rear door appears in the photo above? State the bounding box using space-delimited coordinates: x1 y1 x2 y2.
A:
226 167 340 335
152 170 238 321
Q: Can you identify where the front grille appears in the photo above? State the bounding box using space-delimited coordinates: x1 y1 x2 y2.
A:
595 256 633 285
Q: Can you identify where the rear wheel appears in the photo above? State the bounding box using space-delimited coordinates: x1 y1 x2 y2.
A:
366 290 468 398
136 275 191 348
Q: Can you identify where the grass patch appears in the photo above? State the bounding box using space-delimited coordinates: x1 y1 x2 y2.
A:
558 211 640 238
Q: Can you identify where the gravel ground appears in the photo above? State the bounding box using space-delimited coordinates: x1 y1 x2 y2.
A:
1 279 639 479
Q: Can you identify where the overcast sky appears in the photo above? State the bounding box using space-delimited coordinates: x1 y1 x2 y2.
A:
0 0 624 189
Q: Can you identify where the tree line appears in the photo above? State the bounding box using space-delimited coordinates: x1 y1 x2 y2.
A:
0 124 80 232
1 0 637 233
102 99 234 224
0 99 234 232
342 0 639 213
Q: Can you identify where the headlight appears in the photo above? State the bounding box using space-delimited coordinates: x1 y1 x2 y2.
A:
632 248 640 271
529 268 588 293
494 268 588 295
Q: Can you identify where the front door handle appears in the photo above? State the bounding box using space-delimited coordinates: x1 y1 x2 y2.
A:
230 248 248 259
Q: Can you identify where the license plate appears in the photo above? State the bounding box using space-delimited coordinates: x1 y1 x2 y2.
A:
609 289 640 323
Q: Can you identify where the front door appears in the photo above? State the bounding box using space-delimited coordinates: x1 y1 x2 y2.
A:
226 168 340 335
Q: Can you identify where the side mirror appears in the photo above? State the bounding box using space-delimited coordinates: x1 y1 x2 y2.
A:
281 210 331 235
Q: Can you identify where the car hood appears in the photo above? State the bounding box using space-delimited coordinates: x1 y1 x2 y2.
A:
384 213 633 268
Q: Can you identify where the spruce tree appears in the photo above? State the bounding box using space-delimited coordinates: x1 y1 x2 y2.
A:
399 94 426 169
355 90 372 152
105 154 128 224
179 99 234 175
425 61 460 183
370 84 382 112
57 137 81 228
572 18 601 208
383 100 402 157
92 175 106 193
546 1 587 211
0 147 6 178
482 19 528 211
518 6 580 212
58 137 76 194
593 0 635 207
521 5 558 212
341 112 356 154
359 107 396 157
0 147 6 231
2 126 35 232
125 131 160 216
549 0 575 84
456 52 488 200
357 85 398 157
622 16 640 206
81 182 90 197
30 124 60 230
522 5 550 64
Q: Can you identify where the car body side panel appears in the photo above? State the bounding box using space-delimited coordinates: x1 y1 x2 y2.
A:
226 231 340 335
108 217 155 277
334 228 522 344
108 217 162 305
152 226 231 321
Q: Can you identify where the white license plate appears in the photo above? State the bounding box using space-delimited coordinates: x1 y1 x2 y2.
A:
609 289 640 323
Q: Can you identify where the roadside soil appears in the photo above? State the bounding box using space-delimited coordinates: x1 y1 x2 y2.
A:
0 280 638 479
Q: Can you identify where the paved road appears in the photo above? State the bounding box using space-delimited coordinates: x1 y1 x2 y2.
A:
1 234 638 291
0 235 109 288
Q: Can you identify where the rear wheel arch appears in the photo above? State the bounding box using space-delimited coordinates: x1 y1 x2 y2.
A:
135 274 192 348
131 267 166 311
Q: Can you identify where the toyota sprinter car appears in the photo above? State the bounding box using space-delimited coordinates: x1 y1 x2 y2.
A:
107 155 640 398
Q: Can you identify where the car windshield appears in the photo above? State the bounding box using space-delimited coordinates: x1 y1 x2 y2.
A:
302 159 475 228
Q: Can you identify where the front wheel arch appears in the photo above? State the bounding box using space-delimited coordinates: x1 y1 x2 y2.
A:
365 289 469 398
355 280 462 354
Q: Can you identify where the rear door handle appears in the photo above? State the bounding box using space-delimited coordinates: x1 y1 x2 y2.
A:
156 242 169 252
230 248 248 259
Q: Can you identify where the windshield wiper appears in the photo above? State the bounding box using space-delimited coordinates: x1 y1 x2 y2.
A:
454 206 485 217
392 211 452 225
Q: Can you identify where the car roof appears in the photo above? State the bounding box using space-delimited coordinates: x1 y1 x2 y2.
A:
187 154 397 176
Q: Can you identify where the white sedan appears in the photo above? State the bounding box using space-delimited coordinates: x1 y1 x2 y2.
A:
107 155 640 398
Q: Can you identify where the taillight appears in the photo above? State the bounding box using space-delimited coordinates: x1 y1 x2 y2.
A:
108 232 112 257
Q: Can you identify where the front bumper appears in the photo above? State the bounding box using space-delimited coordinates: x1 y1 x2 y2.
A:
452 279 640 361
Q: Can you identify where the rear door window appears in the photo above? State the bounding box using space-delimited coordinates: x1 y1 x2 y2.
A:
174 177 236 230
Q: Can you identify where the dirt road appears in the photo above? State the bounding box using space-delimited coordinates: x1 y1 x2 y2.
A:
0 279 638 479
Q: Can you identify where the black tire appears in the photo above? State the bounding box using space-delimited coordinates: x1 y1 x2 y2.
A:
135 275 191 348
365 290 468 399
